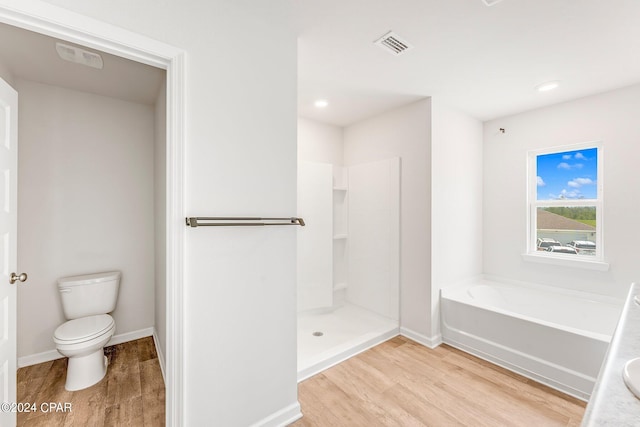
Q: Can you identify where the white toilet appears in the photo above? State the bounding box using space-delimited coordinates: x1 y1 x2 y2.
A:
53 271 120 391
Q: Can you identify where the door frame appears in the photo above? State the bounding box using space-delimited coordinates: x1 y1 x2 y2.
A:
0 2 185 426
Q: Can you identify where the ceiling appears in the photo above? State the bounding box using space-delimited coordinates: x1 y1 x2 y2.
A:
1 2 638 127
295 0 640 126
0 22 165 105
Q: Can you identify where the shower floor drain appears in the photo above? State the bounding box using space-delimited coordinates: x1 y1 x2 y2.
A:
312 331 324 337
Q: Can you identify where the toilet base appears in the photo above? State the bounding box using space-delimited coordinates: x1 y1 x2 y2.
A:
65 349 109 391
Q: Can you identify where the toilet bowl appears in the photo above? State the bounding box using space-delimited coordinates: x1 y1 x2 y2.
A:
54 271 121 391
54 314 115 391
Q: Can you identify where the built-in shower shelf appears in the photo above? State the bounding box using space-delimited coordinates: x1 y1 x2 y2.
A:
333 187 348 192
333 234 348 240
333 282 347 291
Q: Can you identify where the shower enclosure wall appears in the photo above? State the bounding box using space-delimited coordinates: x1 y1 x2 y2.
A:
297 150 400 380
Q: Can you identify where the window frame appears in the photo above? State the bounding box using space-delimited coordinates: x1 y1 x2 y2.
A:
524 141 608 270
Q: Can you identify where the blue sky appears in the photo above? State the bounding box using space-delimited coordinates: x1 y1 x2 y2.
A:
536 148 598 200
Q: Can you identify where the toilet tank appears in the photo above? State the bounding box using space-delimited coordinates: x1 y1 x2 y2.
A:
57 271 121 320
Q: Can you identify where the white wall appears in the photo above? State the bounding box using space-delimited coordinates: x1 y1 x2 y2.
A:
297 161 333 312
484 84 640 298
297 118 344 311
19 1 299 424
298 117 343 167
0 60 14 87
154 77 167 369
430 99 483 336
347 158 400 320
16 79 155 358
344 99 432 339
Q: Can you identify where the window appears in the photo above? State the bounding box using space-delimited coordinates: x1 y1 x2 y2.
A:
527 142 604 266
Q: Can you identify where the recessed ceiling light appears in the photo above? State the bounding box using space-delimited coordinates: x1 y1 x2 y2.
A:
535 81 560 92
314 99 329 108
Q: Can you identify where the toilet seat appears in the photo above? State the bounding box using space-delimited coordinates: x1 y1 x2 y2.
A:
54 314 114 344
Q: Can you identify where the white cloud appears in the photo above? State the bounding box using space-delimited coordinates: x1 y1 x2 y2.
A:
562 154 572 160
575 152 587 160
537 176 545 186
557 162 583 170
576 177 594 185
558 189 582 199
550 188 585 199
568 177 595 188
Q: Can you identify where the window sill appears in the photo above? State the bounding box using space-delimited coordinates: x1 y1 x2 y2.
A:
521 253 610 271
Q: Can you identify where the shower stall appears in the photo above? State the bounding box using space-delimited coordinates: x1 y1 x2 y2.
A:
296 152 400 381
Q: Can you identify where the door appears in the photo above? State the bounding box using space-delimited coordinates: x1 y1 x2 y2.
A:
0 77 18 427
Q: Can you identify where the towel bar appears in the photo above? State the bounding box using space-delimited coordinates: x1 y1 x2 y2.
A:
185 217 305 227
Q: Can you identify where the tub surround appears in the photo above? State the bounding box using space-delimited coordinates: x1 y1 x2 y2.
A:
582 283 640 426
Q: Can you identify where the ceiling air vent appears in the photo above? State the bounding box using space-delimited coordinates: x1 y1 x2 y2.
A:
374 31 413 56
482 0 505 6
55 42 104 69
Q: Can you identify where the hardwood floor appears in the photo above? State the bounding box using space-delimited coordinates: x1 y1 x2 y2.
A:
292 336 586 426
16 335 586 426
16 337 165 427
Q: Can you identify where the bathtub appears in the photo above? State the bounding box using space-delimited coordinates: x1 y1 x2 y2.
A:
440 279 623 400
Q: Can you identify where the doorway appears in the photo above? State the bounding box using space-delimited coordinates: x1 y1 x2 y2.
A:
0 5 185 426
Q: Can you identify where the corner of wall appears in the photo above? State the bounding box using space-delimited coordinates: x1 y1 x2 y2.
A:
0 60 15 87
430 99 483 337
342 99 432 337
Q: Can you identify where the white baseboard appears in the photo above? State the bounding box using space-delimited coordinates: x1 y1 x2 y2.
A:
152 328 166 384
18 349 63 369
249 402 302 427
18 327 154 368
400 327 442 349
108 327 154 347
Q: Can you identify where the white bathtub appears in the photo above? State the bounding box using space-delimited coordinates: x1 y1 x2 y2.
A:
440 279 623 400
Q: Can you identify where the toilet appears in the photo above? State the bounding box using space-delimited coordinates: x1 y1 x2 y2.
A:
53 271 121 391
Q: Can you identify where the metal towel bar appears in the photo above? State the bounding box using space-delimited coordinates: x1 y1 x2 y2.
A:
185 217 305 228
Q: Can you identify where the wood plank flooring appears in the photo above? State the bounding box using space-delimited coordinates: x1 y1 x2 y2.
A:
16 335 586 426
16 336 165 427
292 336 586 426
